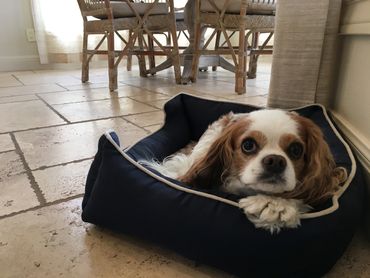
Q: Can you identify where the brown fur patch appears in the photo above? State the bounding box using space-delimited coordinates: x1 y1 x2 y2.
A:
277 114 346 205
179 117 251 188
279 133 306 182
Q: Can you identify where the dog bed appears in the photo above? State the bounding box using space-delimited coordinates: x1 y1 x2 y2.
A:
82 93 365 278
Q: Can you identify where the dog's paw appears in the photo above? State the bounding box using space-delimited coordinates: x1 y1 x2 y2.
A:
239 195 308 233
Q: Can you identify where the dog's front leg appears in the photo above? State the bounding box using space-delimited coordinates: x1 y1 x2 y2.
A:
239 195 310 233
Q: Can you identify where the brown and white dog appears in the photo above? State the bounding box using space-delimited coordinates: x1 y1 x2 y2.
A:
143 110 347 232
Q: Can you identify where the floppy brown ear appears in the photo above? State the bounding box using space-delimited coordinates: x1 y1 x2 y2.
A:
179 129 234 188
282 116 347 205
179 117 247 188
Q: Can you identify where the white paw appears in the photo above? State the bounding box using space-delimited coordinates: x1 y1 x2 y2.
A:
239 195 309 233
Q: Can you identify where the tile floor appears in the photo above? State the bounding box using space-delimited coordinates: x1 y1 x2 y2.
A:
0 57 369 277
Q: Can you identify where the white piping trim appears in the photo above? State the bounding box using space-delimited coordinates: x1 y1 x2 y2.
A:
104 131 240 207
111 93 357 219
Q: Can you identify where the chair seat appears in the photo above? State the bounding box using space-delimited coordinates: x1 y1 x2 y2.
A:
94 1 168 19
175 12 184 21
201 0 276 15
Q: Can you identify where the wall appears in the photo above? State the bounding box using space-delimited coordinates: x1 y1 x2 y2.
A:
0 0 41 71
331 0 370 232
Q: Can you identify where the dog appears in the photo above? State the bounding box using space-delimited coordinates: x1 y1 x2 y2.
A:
142 109 347 232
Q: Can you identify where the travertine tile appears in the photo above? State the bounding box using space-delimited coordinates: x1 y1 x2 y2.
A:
145 84 199 96
128 92 170 103
15 118 147 170
0 71 30 77
33 159 92 202
0 134 14 152
187 80 265 98
150 99 170 109
38 86 163 105
39 88 124 105
0 151 25 179
0 100 66 133
144 124 163 133
121 76 177 91
0 198 230 278
123 111 165 127
60 82 111 91
0 94 38 104
52 97 158 122
0 84 65 97
0 75 23 87
14 72 81 86
0 151 39 216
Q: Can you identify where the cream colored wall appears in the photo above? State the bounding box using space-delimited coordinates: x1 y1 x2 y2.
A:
332 0 370 232
0 0 40 71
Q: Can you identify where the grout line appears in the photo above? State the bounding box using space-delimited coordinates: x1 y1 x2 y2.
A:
126 96 165 110
0 112 159 136
0 90 65 99
9 133 47 206
55 83 70 91
11 74 25 86
35 94 71 124
143 124 162 133
46 95 128 106
0 149 16 155
119 116 151 135
32 157 94 172
0 122 70 136
50 83 69 91
0 99 39 105
0 194 84 221
119 82 175 96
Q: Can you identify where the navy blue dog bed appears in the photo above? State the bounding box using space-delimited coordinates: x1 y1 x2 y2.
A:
82 94 365 278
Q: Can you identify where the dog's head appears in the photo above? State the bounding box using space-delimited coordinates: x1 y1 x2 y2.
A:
180 110 346 205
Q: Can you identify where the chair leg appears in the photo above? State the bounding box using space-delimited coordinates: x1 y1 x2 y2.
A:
126 30 133 71
137 32 147 78
248 32 259 79
107 30 117 92
236 26 246 94
190 16 202 83
212 30 221 72
166 31 171 46
148 35 156 75
168 8 181 84
127 54 132 72
82 32 89 82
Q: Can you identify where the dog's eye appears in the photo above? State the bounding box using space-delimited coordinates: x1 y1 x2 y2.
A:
288 142 304 159
242 138 258 154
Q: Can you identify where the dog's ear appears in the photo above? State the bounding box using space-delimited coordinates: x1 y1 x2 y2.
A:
282 116 347 205
179 130 233 188
179 118 246 188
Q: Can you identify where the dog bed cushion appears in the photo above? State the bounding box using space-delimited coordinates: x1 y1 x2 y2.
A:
82 94 365 278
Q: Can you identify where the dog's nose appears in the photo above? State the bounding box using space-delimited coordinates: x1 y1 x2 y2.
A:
262 155 287 174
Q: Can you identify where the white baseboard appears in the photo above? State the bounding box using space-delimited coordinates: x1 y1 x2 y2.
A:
330 111 370 234
331 111 370 172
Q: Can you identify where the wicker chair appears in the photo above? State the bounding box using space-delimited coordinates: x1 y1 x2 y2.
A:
190 0 276 94
76 0 181 92
137 0 189 76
